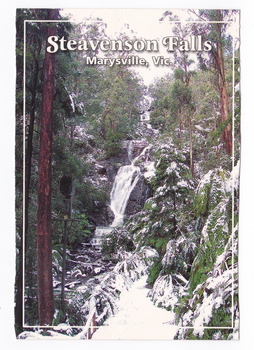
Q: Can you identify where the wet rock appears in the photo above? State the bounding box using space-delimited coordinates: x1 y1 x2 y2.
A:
125 176 151 216
98 167 107 175
131 140 149 159
95 163 107 175
89 202 114 226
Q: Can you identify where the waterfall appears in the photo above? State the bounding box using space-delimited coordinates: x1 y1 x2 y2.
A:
90 226 113 249
127 140 134 163
110 141 141 227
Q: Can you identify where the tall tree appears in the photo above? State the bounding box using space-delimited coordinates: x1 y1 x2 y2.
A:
211 11 232 155
171 23 195 178
171 73 195 177
37 9 59 325
190 9 232 155
15 9 56 332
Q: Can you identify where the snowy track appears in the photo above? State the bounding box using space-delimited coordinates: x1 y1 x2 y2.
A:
92 276 178 340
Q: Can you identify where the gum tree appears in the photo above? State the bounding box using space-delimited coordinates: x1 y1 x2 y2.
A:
36 9 59 325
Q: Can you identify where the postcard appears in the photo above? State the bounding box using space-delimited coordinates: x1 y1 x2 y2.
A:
15 8 240 340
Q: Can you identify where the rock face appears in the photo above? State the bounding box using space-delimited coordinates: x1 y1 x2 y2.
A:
82 137 152 226
125 176 151 216
117 139 152 218
73 125 153 226
129 139 149 160
90 201 115 227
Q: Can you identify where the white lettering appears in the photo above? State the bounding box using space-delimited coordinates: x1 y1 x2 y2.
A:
46 36 59 53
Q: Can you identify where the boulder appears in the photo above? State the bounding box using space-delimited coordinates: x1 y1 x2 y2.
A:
89 202 115 226
125 176 152 216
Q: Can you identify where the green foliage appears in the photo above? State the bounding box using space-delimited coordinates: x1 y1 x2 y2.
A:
74 181 109 214
148 75 175 132
53 292 85 326
162 237 197 280
68 213 93 249
104 130 123 158
171 79 192 107
193 181 211 216
101 228 135 258
149 112 170 131
172 161 239 339
189 168 233 292
194 168 230 217
52 137 83 179
127 141 196 286
148 259 162 284
191 197 231 291
52 245 64 275
86 64 145 155
155 237 169 252
52 213 93 252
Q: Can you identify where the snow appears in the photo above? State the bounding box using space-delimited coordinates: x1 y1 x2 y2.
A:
148 275 179 310
195 124 210 132
177 180 188 188
167 161 177 172
92 275 177 340
190 266 235 337
18 328 74 340
144 161 156 180
156 184 167 196
225 160 240 193
65 86 75 112
196 169 213 193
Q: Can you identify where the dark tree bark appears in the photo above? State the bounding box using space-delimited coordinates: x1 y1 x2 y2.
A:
209 11 232 155
25 58 40 251
15 225 23 335
183 66 195 178
15 17 42 335
191 10 232 155
215 30 232 155
37 9 58 325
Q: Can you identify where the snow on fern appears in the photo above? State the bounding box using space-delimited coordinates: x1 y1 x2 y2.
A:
225 160 240 193
175 226 239 340
143 161 155 180
148 275 178 310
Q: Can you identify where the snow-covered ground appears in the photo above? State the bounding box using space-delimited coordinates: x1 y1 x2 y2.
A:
92 275 178 340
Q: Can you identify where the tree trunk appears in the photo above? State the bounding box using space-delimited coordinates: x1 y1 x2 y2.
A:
220 76 232 155
16 36 41 335
215 18 232 155
15 226 23 335
15 65 39 334
37 9 58 325
25 60 39 253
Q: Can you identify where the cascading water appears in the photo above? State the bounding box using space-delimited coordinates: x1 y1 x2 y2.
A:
110 141 141 227
91 141 145 248
58 139 153 322
110 165 140 227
